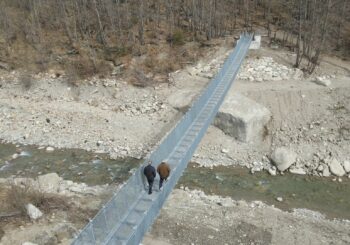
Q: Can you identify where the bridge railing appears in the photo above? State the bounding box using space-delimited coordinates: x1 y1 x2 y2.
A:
72 33 252 245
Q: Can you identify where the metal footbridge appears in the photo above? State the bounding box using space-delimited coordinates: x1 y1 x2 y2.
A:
72 33 253 245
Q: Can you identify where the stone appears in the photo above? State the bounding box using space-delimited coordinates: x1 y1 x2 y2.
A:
271 147 297 172
37 173 62 193
268 167 277 176
22 243 38 245
199 72 214 79
343 160 350 173
214 92 271 143
46 146 54 152
293 69 304 79
329 159 345 176
276 197 283 202
187 67 198 76
167 89 197 112
12 153 19 159
322 166 331 177
25 203 43 220
218 198 235 207
313 77 331 87
221 149 229 153
289 167 306 175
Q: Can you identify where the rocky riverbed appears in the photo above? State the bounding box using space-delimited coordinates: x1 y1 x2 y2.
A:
1 38 350 244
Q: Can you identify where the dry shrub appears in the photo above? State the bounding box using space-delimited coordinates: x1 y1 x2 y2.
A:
65 57 112 85
128 69 154 87
143 53 180 75
144 55 157 70
6 183 46 216
71 57 96 79
4 182 68 218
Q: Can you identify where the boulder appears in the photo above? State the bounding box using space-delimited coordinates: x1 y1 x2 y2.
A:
329 159 346 176
37 173 62 193
343 160 350 173
214 92 271 143
22 243 38 245
271 147 297 172
276 197 283 202
167 89 197 112
25 203 43 220
313 77 331 87
221 149 229 154
293 69 304 79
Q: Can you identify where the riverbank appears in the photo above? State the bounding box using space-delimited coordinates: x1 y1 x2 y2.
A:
1 171 349 245
144 189 350 245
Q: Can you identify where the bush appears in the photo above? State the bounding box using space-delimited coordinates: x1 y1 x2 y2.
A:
167 29 185 46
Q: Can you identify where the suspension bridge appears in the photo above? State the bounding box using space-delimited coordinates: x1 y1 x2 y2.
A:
72 33 253 245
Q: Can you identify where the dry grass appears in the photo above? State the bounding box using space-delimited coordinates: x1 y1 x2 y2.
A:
128 69 154 87
0 182 68 220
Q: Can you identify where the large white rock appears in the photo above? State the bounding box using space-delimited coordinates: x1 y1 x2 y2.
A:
22 242 38 245
313 77 331 87
214 92 271 143
167 89 197 111
37 173 62 193
25 203 43 220
271 147 297 172
329 159 346 176
343 160 350 173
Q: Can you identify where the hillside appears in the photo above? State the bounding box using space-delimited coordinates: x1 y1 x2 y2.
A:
0 0 349 83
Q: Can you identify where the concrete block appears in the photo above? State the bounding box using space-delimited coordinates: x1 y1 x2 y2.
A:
249 35 261 50
214 92 271 143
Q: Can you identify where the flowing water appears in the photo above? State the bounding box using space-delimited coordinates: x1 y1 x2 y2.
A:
179 163 350 220
0 143 141 185
1 143 349 220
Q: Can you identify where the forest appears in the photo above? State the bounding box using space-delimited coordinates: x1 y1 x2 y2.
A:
0 0 349 79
